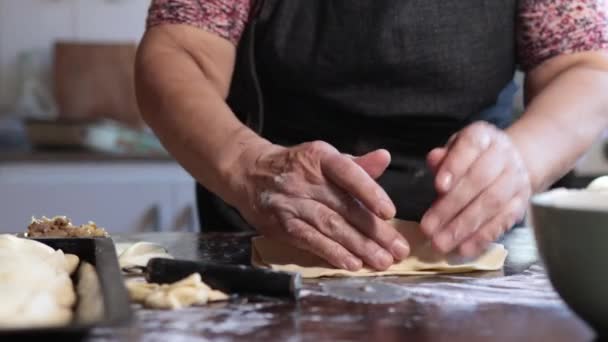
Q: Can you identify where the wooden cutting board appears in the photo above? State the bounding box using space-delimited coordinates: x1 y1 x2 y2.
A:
53 41 144 128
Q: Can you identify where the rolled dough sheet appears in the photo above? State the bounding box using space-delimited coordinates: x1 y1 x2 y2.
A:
251 219 508 278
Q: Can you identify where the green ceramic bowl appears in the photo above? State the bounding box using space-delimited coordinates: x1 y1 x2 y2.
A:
530 189 608 337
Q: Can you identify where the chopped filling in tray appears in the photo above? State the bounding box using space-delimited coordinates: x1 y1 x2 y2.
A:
27 216 108 238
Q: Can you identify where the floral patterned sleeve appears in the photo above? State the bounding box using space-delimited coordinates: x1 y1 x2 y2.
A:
147 0 607 70
147 0 253 45
518 0 608 71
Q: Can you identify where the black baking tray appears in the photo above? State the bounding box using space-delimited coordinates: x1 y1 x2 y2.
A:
0 237 133 339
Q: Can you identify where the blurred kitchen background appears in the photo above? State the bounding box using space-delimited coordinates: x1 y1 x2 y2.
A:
0 0 198 233
0 0 606 233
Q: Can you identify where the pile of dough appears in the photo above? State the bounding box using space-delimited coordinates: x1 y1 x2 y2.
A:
587 175 608 191
0 234 79 328
75 262 105 324
252 219 508 278
126 273 228 310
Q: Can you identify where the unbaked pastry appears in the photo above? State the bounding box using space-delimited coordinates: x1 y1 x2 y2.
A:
75 261 105 324
126 273 229 310
251 219 508 278
0 234 79 328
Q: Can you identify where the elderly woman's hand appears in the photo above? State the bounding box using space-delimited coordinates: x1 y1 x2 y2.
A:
229 141 411 271
421 122 532 257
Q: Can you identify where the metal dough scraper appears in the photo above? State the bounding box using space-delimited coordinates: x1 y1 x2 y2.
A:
320 279 409 304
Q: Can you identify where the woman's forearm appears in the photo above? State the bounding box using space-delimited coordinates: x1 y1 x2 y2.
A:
135 25 269 205
507 56 608 192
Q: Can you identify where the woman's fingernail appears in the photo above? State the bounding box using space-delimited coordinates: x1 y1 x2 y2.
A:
433 233 452 253
391 239 410 260
440 172 453 191
378 200 396 219
421 214 440 235
373 249 394 268
344 257 363 271
478 133 491 150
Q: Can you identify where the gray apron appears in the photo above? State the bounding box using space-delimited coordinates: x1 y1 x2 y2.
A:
197 0 519 232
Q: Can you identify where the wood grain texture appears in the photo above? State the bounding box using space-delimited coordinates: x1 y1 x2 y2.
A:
53 42 144 128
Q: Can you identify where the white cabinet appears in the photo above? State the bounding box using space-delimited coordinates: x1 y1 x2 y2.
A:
0 160 199 234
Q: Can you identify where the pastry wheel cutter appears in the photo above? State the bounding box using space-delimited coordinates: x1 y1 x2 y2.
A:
125 258 301 300
320 279 410 304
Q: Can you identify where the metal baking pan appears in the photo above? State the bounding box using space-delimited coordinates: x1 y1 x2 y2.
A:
0 237 133 339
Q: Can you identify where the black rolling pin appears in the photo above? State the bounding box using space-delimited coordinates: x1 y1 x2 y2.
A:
145 258 301 300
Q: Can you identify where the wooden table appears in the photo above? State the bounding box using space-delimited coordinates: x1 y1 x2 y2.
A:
89 228 595 342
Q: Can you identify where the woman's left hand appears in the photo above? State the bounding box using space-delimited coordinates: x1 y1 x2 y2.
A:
420 121 532 257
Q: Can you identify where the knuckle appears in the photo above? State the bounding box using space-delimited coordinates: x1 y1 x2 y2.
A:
362 240 382 255
275 205 297 223
482 188 507 209
451 215 473 237
471 121 495 132
461 125 482 140
461 130 479 145
427 203 447 223
443 218 461 236
322 213 343 235
443 189 468 212
469 165 494 186
283 219 303 237
314 205 332 224
464 122 495 148
306 140 333 155
450 220 473 242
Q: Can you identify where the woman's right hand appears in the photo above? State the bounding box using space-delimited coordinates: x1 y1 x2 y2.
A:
227 140 411 271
